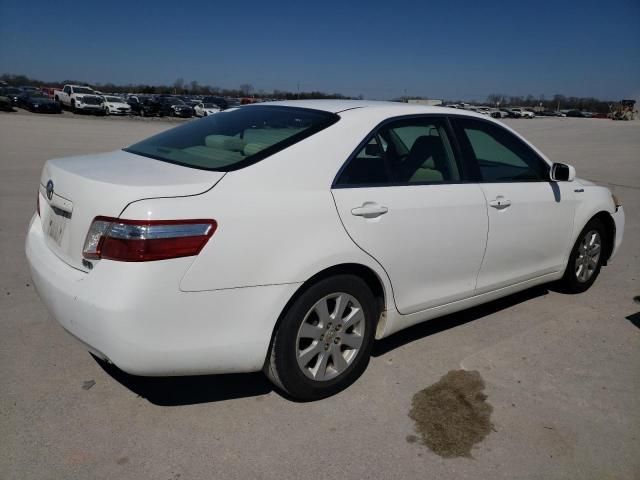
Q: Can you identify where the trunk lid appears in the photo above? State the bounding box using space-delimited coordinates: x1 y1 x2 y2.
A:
38 149 224 271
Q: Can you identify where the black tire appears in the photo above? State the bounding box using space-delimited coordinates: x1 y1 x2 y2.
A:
558 218 607 293
265 274 377 401
139 109 145 117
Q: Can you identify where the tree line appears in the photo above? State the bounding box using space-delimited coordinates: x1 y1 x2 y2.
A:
480 94 618 113
0 73 351 100
1 73 620 111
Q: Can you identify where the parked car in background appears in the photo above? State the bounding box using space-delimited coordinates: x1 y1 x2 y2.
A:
498 109 518 118
194 102 221 117
17 91 62 113
156 97 194 117
0 92 14 111
566 110 588 118
128 96 161 117
102 96 132 116
2 87 23 105
202 96 229 111
40 87 59 99
54 85 105 114
509 108 534 118
26 100 624 400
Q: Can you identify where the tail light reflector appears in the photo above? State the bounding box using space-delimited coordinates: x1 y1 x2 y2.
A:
83 216 217 262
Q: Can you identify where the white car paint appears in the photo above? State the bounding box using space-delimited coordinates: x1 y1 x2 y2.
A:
509 107 535 118
102 96 132 115
193 102 221 117
26 100 625 378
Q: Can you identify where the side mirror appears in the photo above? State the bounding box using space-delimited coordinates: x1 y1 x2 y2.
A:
550 162 575 182
365 143 383 156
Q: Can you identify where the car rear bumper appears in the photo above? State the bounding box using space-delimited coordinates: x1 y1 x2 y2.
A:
25 214 300 376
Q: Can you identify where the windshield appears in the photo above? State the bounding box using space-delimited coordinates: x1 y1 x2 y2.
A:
124 106 339 171
105 96 123 102
73 87 94 94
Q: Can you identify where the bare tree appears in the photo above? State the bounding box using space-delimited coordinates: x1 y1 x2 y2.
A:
173 77 185 94
239 83 254 96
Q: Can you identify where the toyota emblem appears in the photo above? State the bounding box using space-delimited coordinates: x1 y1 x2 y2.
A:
46 180 54 200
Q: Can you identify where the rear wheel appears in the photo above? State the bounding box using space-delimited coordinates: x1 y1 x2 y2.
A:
266 275 377 400
558 218 606 293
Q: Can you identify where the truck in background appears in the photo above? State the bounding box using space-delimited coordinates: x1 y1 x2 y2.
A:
54 85 104 114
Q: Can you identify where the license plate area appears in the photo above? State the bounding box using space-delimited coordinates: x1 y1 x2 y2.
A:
45 206 71 246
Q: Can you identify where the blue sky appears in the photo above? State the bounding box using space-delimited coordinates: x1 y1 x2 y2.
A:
1 0 638 100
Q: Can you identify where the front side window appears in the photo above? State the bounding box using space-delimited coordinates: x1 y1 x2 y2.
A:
452 118 548 182
125 106 338 171
335 117 461 186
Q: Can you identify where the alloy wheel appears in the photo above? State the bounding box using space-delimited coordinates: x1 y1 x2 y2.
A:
575 230 601 283
295 293 365 381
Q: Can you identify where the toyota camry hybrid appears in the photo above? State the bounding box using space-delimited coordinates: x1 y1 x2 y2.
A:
26 101 625 400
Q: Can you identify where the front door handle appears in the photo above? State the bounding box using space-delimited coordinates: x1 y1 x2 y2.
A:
351 202 389 218
489 196 511 210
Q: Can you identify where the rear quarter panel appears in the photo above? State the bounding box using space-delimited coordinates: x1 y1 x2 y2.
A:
120 116 395 298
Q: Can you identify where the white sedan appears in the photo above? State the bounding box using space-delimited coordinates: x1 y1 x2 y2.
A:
26 101 625 400
102 96 132 116
193 102 221 117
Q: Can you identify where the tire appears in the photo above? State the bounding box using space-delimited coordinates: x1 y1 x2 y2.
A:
71 100 76 113
265 274 377 400
104 108 110 116
139 109 145 117
558 218 606 293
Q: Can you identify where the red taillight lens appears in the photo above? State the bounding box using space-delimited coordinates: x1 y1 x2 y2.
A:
83 216 217 262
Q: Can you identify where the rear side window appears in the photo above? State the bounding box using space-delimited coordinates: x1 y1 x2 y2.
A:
335 117 461 186
452 118 549 182
124 106 339 171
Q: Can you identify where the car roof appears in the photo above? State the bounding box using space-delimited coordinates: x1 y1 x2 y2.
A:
252 99 491 120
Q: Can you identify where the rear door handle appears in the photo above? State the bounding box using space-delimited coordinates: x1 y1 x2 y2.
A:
351 202 389 218
489 196 511 210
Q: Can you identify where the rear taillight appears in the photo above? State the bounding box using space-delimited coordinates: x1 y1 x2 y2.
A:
83 216 217 262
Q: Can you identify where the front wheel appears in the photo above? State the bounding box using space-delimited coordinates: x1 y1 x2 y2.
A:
558 218 606 293
265 274 377 400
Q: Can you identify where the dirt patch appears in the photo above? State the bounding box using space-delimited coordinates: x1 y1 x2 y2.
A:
408 369 493 458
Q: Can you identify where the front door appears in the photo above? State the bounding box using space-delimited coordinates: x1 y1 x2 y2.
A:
451 117 576 293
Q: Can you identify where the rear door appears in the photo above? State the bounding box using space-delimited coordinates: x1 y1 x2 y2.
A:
332 116 488 314
450 117 576 293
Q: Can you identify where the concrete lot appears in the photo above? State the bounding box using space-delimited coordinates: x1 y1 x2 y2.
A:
1 110 639 479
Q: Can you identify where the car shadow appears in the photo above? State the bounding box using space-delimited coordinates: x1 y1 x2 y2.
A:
626 312 640 329
372 285 549 357
93 356 273 406
94 286 549 406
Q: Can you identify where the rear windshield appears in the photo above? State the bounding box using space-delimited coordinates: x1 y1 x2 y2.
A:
124 106 339 171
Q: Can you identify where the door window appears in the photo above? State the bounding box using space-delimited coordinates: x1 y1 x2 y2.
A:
335 118 461 186
452 118 549 182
